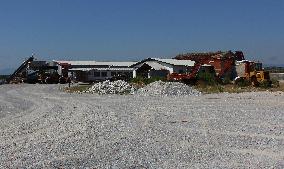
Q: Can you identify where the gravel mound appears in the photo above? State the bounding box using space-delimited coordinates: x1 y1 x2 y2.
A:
86 80 136 94
136 80 201 96
85 80 201 96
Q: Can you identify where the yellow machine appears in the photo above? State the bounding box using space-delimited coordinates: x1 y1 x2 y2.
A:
235 61 271 86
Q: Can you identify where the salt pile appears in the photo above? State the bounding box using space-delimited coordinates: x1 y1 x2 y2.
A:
87 80 135 94
136 80 201 96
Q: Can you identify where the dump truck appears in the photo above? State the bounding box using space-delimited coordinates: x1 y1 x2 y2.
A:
235 61 271 86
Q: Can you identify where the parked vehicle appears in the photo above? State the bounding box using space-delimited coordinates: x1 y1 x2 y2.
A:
235 61 271 86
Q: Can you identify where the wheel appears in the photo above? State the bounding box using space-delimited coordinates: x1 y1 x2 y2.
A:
45 77 52 84
250 76 259 86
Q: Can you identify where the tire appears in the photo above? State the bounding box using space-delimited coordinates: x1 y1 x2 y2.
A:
250 76 259 86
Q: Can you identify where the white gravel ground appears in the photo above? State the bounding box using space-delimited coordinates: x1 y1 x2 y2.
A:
0 84 284 168
136 81 201 96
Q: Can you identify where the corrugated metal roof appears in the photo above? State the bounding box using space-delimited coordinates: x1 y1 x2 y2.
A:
55 60 137 67
69 67 134 71
95 67 134 71
69 68 93 71
152 58 195 66
145 61 167 70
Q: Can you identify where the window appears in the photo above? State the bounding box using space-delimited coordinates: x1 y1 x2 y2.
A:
101 72 107 77
94 72 100 77
111 72 117 76
179 70 184 74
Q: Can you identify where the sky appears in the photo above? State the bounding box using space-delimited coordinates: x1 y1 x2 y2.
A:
0 0 284 74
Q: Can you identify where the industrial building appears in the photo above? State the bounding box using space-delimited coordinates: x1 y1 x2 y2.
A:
5 50 271 85
54 60 137 82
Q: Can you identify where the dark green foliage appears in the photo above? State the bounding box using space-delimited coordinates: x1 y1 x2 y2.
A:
222 75 232 85
259 80 272 89
235 78 251 87
271 79 280 87
197 72 216 85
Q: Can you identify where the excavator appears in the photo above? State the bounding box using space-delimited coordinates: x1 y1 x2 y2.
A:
167 56 234 83
167 62 204 82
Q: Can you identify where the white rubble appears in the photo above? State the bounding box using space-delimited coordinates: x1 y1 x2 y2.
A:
85 80 201 96
86 80 136 94
136 80 201 96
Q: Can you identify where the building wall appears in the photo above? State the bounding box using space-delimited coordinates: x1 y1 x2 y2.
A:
143 61 192 74
86 69 134 81
149 70 169 78
157 62 174 73
73 71 87 82
134 60 193 78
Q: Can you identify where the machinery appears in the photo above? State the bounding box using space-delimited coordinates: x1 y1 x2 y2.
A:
235 61 271 86
26 62 70 84
7 56 70 84
167 61 205 82
6 56 34 83
167 54 235 83
168 51 270 86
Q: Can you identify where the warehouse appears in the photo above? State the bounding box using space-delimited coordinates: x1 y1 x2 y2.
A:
54 61 137 82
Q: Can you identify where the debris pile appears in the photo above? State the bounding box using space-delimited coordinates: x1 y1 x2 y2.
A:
84 80 201 96
136 81 201 96
86 80 136 94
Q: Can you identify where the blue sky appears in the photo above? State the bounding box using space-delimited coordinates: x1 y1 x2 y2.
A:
0 0 283 73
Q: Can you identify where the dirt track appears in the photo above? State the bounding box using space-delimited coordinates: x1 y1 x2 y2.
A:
0 84 284 168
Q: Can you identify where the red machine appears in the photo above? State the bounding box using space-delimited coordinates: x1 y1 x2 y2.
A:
168 51 242 82
167 61 205 82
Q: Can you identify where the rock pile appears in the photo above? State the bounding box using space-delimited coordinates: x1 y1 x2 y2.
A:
85 80 201 96
86 80 136 94
136 80 201 96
